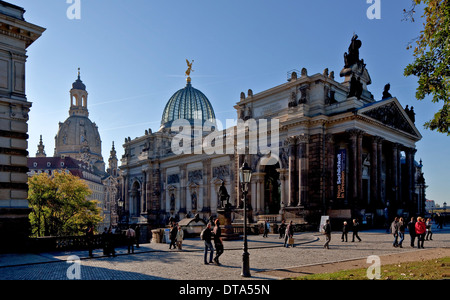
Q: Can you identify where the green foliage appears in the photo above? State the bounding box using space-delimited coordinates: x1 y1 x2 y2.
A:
404 0 450 134
28 171 102 237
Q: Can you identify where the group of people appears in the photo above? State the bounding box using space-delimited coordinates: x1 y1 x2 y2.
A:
340 219 362 243
322 219 362 249
201 219 224 265
391 216 433 249
85 224 141 257
278 220 295 248
168 222 184 250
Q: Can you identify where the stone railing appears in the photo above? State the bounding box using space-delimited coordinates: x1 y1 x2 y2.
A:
29 233 128 253
256 214 282 223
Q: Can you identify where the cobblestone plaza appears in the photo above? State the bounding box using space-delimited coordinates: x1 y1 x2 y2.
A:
1 227 449 281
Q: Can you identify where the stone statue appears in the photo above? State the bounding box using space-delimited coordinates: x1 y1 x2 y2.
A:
348 75 363 99
344 34 362 67
218 181 230 208
409 106 416 123
382 83 392 99
185 59 194 77
289 91 298 107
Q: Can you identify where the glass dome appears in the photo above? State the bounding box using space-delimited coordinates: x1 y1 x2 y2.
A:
160 80 216 130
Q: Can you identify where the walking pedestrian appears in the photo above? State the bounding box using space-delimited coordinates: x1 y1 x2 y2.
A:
323 219 331 249
425 218 433 241
279 219 286 239
352 219 362 242
437 214 443 229
104 226 116 257
126 225 135 254
398 217 405 248
135 225 141 248
415 217 426 249
176 223 184 250
213 219 224 265
391 217 399 247
407 217 416 248
341 221 348 242
263 220 269 237
284 221 294 248
86 224 94 257
202 222 214 264
169 222 178 250
102 227 109 255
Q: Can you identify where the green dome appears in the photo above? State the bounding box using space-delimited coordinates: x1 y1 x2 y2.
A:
160 80 216 130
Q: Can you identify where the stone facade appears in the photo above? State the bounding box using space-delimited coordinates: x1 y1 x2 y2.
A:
0 1 45 251
120 36 426 238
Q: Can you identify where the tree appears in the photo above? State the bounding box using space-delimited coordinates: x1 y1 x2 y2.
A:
28 171 102 237
404 0 450 134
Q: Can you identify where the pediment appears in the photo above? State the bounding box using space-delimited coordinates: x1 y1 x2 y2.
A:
358 98 421 139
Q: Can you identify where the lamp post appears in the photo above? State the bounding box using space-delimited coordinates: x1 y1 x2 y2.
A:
239 162 252 277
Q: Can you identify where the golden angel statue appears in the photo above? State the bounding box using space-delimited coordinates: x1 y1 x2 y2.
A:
185 59 194 77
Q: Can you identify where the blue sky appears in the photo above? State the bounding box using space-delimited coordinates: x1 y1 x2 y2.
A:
12 0 449 206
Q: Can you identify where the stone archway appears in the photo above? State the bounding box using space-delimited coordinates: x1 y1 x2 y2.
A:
263 162 281 214
130 181 141 216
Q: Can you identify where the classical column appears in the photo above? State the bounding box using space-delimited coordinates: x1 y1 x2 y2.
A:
259 176 265 213
377 138 384 205
297 134 309 207
357 132 364 203
251 179 257 211
287 136 297 206
391 143 400 207
252 173 265 214
123 173 129 212
203 158 211 211
277 169 288 212
347 130 359 204
405 147 417 205
370 137 380 207
180 165 187 214
161 169 166 212
142 169 147 213
326 134 335 206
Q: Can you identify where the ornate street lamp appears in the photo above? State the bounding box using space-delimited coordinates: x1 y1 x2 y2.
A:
239 161 252 277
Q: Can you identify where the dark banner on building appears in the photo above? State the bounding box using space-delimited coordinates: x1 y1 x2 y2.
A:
336 149 346 200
